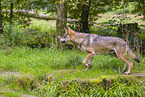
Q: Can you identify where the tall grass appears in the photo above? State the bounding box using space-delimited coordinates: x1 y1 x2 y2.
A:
0 47 145 96
0 47 122 75
1 19 56 49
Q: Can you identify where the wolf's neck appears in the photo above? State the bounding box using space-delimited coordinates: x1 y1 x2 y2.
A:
70 32 88 45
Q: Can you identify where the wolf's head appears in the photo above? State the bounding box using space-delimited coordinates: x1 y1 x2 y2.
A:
59 27 74 43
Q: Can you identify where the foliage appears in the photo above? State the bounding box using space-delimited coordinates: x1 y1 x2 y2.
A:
1 0 145 31
131 0 145 20
1 0 56 28
1 20 56 48
1 22 24 47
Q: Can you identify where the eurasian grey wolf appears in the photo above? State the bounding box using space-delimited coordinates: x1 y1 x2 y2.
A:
59 27 140 74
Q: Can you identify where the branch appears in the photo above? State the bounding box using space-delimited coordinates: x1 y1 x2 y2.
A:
3 9 78 22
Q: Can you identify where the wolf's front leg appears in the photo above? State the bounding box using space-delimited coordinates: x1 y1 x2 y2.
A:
82 53 94 71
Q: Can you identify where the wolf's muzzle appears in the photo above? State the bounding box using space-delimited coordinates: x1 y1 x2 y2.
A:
61 40 66 43
60 39 66 43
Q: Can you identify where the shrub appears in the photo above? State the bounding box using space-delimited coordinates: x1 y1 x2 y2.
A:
1 20 56 48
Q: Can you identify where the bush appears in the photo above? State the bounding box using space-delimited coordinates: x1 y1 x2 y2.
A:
1 21 56 48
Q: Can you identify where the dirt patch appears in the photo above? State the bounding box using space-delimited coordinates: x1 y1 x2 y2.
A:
122 71 145 77
22 95 37 97
0 71 20 77
0 95 5 97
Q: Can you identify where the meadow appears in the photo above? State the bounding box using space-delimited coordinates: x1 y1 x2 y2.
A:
0 14 145 96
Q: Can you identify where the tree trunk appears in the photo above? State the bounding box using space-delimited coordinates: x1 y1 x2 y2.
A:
8 2 14 34
0 0 3 34
56 2 67 35
80 0 91 33
10 2 14 26
56 2 67 46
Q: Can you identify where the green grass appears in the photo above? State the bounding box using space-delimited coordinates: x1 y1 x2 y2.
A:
29 19 56 34
0 47 145 96
0 47 120 75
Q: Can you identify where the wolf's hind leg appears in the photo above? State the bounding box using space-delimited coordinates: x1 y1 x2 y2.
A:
114 46 133 74
123 63 127 72
124 62 133 74
118 55 133 74
88 57 93 68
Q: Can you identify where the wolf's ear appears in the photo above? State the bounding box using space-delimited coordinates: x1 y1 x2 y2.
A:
68 27 72 31
64 28 68 34
68 27 74 33
64 28 67 31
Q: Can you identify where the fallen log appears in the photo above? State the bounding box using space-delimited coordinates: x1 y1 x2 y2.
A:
3 9 78 22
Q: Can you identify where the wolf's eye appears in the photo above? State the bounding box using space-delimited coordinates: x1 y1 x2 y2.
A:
63 34 67 38
58 35 61 39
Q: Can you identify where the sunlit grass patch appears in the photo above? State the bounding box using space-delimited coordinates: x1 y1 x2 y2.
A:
29 19 56 34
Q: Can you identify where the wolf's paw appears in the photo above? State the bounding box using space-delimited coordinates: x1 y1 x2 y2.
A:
82 64 92 72
124 72 130 75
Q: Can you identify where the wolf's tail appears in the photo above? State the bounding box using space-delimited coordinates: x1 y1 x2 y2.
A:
127 45 140 63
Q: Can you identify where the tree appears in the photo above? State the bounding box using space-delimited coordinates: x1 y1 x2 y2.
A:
9 1 14 33
67 0 116 32
10 2 13 26
80 0 91 32
56 2 67 46
56 2 67 34
0 0 3 33
1 0 145 34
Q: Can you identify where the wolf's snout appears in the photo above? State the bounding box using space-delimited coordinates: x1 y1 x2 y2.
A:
61 40 66 43
60 39 66 43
